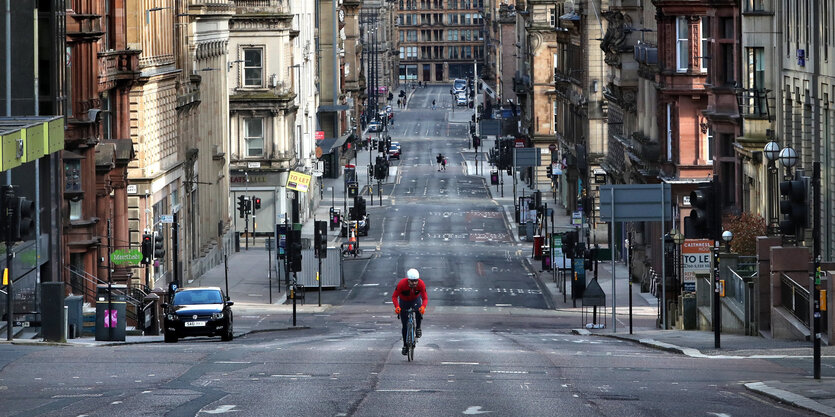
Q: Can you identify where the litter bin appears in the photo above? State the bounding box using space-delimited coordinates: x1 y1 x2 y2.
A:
533 235 543 260
95 284 127 341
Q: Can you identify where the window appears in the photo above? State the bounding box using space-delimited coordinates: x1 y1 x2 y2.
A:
676 17 689 72
243 48 263 87
747 47 767 115
407 30 417 41
64 160 81 192
700 17 710 72
553 53 559 77
399 47 405 59
550 8 556 26
553 101 558 130
706 127 714 163
722 44 735 85
244 118 264 157
747 0 765 11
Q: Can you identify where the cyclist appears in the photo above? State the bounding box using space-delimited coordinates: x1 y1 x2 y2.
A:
392 268 428 355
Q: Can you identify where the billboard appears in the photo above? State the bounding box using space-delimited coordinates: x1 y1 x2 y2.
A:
682 239 712 292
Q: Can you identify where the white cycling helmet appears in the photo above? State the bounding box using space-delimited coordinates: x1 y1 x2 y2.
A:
406 268 420 281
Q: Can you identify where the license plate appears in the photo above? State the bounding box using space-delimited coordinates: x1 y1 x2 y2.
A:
184 321 206 327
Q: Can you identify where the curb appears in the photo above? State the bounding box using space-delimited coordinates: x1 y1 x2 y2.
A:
745 382 835 417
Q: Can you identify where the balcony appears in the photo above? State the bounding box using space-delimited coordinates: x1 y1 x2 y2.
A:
98 49 141 90
735 88 773 121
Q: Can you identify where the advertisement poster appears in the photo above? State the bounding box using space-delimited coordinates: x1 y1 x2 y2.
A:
682 239 712 292
286 171 311 193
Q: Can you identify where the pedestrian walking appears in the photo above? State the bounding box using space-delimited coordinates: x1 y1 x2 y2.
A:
441 156 447 171
436 153 443 171
432 99 436 110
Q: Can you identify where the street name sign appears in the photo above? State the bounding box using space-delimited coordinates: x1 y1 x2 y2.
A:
110 249 143 266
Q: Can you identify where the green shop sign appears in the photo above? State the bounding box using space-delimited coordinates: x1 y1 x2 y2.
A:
110 249 143 266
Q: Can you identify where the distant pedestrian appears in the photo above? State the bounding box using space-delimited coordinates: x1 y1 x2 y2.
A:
441 157 447 171
436 153 443 171
432 99 436 110
397 98 401 108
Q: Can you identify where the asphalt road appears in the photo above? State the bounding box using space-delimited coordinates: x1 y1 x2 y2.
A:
0 86 818 417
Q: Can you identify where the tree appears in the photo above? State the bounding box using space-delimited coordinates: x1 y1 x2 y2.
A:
723 212 766 255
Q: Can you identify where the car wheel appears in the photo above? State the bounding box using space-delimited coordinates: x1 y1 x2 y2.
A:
164 330 178 343
221 318 234 341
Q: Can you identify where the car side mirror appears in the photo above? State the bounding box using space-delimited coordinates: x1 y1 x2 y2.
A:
226 301 234 307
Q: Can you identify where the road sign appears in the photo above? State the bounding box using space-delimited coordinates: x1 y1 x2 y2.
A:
513 148 541 167
110 249 143 266
599 183 672 222
160 214 174 223
682 239 712 292
315 131 325 140
548 143 557 151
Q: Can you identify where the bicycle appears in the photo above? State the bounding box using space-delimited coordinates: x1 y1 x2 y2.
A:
403 307 418 361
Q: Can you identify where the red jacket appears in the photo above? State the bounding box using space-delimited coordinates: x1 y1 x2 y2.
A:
392 278 428 309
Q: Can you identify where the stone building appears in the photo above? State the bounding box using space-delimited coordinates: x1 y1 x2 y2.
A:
64 0 140 294
395 0 486 83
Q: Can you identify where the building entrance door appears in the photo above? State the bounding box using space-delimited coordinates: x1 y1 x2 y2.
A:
422 64 430 82
435 64 443 81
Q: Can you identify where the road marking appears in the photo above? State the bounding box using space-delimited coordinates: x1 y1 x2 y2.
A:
360 283 380 286
271 374 312 378
214 361 251 364
442 362 480 365
495 304 512 307
199 405 238 414
463 406 493 415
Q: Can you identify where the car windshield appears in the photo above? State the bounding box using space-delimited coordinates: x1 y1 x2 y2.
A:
173 290 223 305
453 79 466 90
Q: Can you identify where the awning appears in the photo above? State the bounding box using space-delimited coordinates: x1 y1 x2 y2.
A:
318 104 351 112
316 132 354 155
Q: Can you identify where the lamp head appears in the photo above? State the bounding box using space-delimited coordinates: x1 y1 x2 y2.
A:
763 141 780 162
778 146 798 169
722 230 733 243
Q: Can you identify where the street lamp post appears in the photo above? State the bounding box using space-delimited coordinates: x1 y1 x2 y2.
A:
763 139 781 236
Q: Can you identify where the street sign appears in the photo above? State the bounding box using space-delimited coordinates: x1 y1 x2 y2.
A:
682 239 712 292
315 131 325 140
160 214 174 223
599 183 672 222
110 249 143 266
572 211 582 225
513 148 541 167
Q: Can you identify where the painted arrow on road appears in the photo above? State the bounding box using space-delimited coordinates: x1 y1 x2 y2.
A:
463 406 492 415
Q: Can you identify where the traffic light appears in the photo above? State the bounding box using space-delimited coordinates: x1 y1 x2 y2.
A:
244 197 252 214
472 135 480 149
779 177 809 235
141 233 153 264
356 196 366 218
347 182 358 198
11 196 35 241
237 195 246 218
253 197 262 210
314 220 328 259
287 229 302 272
689 183 715 239
153 232 165 259
468 101 474 109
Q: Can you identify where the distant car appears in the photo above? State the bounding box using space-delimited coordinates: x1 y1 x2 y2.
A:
388 141 401 159
368 121 382 132
163 287 234 343
341 215 370 237
453 78 467 94
456 94 468 106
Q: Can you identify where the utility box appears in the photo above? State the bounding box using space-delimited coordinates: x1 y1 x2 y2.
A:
681 293 697 330
64 295 83 339
95 284 127 341
40 282 66 342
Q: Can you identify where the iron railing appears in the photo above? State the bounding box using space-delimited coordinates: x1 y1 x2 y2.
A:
780 273 810 328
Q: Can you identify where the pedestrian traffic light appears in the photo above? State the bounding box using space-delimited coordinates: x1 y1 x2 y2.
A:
153 232 165 259
779 177 809 235
314 220 328 259
490 170 499 185
11 196 35 241
287 229 302 272
689 183 715 239
356 196 366 218
244 197 252 214
546 165 553 178
473 135 480 149
347 182 358 198
141 233 154 264
237 195 246 218
253 197 262 210
468 101 474 109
